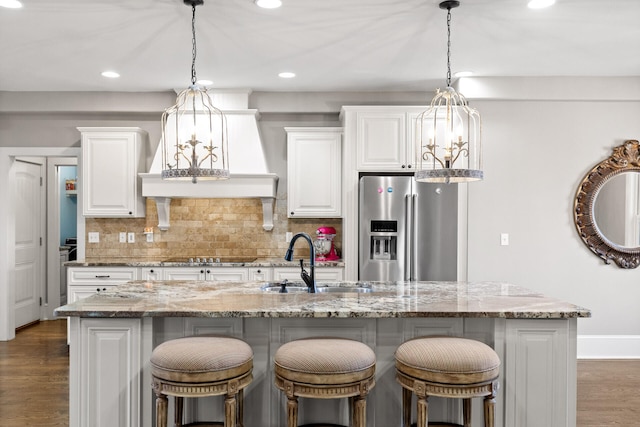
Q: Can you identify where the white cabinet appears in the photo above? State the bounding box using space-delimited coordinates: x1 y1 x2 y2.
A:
140 267 163 280
162 266 250 281
248 267 272 281
342 107 425 172
79 127 147 217
272 266 344 282
285 127 342 218
67 267 139 302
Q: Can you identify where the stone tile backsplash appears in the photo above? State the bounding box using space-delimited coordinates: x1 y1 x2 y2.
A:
84 196 341 261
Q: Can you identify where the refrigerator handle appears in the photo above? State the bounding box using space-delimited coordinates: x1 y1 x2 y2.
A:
404 194 411 281
411 194 418 281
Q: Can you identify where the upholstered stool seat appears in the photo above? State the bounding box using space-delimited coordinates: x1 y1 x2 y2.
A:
274 337 376 427
151 336 253 427
395 336 500 427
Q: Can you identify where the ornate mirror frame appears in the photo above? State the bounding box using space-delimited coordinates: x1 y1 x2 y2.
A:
574 139 640 268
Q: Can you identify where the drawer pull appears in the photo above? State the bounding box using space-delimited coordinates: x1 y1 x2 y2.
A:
95 275 110 278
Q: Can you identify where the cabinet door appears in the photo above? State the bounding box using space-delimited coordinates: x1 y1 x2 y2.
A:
140 267 163 280
272 267 344 282
205 267 249 281
80 127 146 217
286 128 342 218
248 267 272 281
163 267 206 280
356 112 408 171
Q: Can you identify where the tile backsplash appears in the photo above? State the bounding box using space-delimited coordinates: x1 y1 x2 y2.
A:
84 195 341 261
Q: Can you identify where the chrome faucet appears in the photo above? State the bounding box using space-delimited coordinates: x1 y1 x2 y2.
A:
284 232 316 293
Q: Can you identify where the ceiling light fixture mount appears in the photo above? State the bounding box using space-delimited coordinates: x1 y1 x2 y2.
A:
160 0 230 184
414 0 482 184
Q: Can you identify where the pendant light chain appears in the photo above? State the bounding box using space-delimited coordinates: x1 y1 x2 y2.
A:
446 6 452 88
191 3 197 85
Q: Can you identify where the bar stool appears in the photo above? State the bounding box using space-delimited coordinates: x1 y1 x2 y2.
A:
274 337 376 427
151 336 253 427
395 336 500 427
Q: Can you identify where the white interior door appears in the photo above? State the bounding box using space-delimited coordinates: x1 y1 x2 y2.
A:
14 159 45 328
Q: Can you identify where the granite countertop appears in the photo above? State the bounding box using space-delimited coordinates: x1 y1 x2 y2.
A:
65 257 344 268
55 280 591 319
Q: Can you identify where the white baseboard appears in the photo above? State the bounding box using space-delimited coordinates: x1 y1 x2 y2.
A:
578 335 640 359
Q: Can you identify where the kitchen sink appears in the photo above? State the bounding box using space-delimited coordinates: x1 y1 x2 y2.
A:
260 284 309 293
260 282 373 294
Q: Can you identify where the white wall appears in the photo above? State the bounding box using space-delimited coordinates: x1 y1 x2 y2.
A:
461 78 640 357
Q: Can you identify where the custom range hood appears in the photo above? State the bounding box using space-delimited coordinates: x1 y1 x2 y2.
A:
140 91 278 231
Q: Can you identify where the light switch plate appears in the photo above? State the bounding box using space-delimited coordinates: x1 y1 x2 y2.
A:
119 232 126 243
88 232 99 243
127 232 135 243
500 233 509 246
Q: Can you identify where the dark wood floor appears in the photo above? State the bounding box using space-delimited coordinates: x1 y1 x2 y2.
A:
1 320 639 426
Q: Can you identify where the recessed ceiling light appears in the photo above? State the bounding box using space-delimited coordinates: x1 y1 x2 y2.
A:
101 71 120 79
0 0 23 8
255 0 282 9
196 79 213 86
278 72 296 79
454 71 473 78
527 0 555 9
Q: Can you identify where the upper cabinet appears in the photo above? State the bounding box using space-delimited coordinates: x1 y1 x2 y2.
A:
342 107 424 172
286 127 342 218
79 127 147 218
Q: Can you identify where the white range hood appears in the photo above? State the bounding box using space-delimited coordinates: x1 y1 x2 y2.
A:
140 91 278 231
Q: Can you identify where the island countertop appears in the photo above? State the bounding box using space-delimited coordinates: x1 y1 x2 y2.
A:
54 280 591 319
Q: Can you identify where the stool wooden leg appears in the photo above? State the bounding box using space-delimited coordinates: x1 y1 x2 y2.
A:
286 396 298 427
225 393 237 427
155 392 168 427
416 395 428 427
237 389 244 427
463 398 471 427
174 396 183 427
352 396 366 427
401 387 412 427
484 393 496 427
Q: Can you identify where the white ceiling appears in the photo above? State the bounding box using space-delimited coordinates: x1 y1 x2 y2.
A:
1 0 639 93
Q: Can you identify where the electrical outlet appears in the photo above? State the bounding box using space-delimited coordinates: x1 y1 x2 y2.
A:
146 233 153 243
119 232 127 243
88 232 99 243
285 232 293 242
127 232 135 243
500 233 509 246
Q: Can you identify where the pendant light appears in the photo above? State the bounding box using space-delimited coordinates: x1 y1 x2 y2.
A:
415 0 482 184
161 0 229 183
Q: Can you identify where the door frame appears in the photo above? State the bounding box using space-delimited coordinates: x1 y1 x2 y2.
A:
45 157 78 320
0 147 81 341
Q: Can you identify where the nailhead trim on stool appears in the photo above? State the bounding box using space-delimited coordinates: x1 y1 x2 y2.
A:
151 336 253 427
274 338 376 427
395 336 500 427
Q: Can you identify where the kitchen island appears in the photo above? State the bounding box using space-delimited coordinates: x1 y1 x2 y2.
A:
55 280 590 427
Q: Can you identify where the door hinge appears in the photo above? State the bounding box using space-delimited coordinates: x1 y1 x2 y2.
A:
40 176 43 186
39 297 42 306
40 237 43 246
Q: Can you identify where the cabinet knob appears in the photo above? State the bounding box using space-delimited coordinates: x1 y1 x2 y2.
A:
96 287 100 292
128 211 133 215
290 211 294 215
257 269 261 273
200 270 205 274
401 164 406 168
206 269 211 274
407 164 412 169
150 269 154 273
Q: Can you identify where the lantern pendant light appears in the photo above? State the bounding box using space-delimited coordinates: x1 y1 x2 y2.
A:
415 0 482 184
161 0 229 183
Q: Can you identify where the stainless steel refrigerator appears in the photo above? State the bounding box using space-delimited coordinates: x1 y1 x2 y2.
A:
359 175 458 281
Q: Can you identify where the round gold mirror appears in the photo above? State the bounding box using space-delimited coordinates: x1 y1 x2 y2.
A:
574 140 640 268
